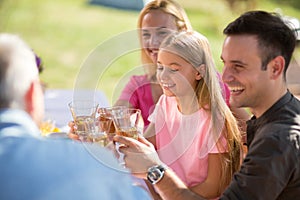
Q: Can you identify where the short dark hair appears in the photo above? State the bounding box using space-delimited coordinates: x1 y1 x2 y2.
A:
223 11 297 77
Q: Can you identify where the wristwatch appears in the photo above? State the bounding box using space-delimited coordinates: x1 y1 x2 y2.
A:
147 164 168 185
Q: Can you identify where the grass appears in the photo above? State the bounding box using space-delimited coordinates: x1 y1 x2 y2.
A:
1 0 300 105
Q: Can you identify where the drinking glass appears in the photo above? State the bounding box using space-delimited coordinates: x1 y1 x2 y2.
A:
110 108 143 165
97 106 126 140
88 119 112 147
111 108 143 139
68 100 99 141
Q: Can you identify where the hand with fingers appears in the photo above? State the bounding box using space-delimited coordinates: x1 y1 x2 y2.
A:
68 121 80 140
113 135 162 179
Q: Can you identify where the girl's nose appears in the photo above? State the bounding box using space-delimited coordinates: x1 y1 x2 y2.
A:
157 68 170 81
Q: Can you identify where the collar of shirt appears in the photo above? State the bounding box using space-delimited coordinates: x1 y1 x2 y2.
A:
246 91 292 146
0 109 41 138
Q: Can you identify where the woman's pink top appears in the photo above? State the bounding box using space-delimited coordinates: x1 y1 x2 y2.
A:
118 75 155 128
148 95 227 187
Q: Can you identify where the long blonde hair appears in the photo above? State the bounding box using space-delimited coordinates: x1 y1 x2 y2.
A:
159 31 242 193
138 0 192 78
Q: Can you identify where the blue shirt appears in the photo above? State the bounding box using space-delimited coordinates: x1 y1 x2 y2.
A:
0 109 150 200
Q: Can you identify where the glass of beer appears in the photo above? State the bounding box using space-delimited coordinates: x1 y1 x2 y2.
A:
87 106 127 146
97 106 126 140
68 100 99 141
111 108 143 139
88 118 112 147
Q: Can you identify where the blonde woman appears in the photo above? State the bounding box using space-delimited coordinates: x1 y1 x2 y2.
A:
117 31 242 199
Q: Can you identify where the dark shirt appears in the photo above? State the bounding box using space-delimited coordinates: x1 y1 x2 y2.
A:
221 92 300 200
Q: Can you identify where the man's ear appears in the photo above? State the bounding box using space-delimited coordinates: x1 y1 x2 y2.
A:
24 80 44 126
24 81 35 116
195 64 206 80
269 56 285 80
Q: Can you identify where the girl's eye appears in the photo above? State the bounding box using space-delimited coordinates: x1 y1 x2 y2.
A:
157 64 178 73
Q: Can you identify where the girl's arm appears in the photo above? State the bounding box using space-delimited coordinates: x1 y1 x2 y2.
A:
143 122 156 148
142 122 160 199
190 153 224 199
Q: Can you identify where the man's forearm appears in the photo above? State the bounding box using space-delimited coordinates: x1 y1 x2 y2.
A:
153 169 206 200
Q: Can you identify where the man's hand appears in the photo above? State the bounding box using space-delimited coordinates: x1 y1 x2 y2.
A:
68 121 80 140
113 135 162 179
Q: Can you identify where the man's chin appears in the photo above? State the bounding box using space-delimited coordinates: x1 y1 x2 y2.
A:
230 100 244 109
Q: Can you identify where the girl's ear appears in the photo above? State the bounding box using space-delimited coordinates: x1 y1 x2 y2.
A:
195 64 206 80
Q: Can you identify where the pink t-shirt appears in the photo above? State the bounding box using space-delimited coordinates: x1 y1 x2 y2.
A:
118 75 155 128
118 73 230 130
148 95 227 187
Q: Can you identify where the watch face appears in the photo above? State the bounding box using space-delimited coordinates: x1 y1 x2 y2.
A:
149 168 161 180
147 165 166 184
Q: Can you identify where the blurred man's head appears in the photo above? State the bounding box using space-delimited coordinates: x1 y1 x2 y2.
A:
0 33 44 125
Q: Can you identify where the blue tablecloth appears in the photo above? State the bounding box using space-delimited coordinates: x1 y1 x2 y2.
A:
44 89 109 131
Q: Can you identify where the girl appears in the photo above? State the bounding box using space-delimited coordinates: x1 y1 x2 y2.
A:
145 30 242 198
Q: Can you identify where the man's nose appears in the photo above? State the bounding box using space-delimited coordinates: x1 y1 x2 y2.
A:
222 66 234 83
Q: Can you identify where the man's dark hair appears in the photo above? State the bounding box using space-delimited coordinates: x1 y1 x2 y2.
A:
223 10 297 78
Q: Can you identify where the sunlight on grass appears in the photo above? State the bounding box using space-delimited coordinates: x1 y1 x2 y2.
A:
1 0 299 104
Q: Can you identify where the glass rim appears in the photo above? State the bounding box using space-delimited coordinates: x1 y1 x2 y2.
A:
68 100 99 109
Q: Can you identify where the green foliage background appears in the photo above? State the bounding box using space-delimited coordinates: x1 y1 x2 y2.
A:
1 0 299 104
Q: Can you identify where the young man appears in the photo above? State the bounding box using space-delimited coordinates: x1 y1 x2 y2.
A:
114 10 300 199
0 33 150 200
